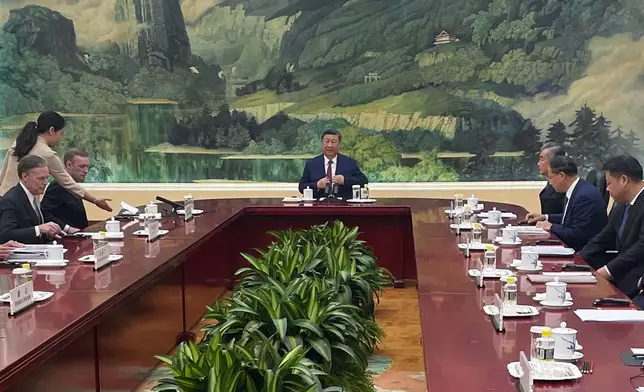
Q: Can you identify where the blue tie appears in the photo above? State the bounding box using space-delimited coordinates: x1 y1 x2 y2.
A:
618 204 631 240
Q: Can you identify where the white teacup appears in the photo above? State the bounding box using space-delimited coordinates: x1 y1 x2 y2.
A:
545 279 567 304
145 202 158 215
105 218 120 233
488 209 503 223
303 187 314 201
520 250 539 269
552 322 577 359
502 227 517 243
45 244 64 260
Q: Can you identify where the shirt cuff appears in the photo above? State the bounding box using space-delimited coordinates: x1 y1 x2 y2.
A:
64 225 70 233
545 214 549 222
604 266 613 279
34 226 40 237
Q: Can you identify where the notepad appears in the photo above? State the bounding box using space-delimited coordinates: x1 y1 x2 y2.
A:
574 309 644 322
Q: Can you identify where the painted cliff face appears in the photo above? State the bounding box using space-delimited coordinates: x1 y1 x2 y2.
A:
0 0 642 183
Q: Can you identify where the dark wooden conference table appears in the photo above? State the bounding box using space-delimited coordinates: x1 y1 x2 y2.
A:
0 198 640 392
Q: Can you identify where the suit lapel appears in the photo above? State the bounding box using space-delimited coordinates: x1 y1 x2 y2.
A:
563 182 581 225
619 195 644 249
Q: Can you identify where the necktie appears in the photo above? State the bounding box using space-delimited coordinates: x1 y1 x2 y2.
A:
561 196 570 223
326 160 333 183
618 204 632 240
33 197 43 224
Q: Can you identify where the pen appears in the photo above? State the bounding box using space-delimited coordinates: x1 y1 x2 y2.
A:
589 360 594 374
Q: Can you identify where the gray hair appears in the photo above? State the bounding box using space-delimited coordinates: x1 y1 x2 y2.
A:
540 142 565 160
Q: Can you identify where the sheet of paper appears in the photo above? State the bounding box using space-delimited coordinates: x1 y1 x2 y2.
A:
528 274 597 284
120 201 139 215
575 309 644 322
542 272 593 276
631 348 644 355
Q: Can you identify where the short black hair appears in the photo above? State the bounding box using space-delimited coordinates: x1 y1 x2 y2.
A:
17 155 47 177
602 154 643 181
63 148 89 165
540 142 565 159
321 129 341 141
549 155 578 176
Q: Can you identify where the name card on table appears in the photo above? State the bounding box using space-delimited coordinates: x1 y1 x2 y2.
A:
519 351 533 392
184 199 193 221
491 293 504 332
147 220 160 242
94 244 111 270
475 258 484 288
10 281 34 316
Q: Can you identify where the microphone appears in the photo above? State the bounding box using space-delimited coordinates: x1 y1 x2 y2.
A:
156 196 183 213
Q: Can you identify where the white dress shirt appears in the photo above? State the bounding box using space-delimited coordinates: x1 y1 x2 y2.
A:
20 182 42 237
324 155 337 178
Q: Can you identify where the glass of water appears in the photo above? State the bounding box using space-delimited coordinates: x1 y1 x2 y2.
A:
472 223 482 244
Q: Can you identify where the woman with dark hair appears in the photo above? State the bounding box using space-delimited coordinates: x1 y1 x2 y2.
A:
0 111 112 212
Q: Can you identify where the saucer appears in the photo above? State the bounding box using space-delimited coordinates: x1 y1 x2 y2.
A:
554 351 584 362
532 292 573 302
177 209 203 215
133 229 169 236
138 213 162 220
511 259 543 271
347 199 376 204
539 300 574 308
79 255 124 263
468 269 513 279
495 237 522 246
481 220 504 227
282 197 302 203
0 291 54 303
34 260 68 268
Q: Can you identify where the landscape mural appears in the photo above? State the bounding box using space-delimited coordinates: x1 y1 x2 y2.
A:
0 0 642 183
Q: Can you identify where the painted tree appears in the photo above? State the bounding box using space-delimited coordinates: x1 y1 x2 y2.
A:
512 121 541 165
610 127 640 157
568 104 599 170
545 120 569 148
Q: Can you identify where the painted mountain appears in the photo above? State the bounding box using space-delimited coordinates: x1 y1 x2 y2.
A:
0 0 642 183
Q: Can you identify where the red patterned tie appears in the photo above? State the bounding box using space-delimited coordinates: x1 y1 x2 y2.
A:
326 160 333 183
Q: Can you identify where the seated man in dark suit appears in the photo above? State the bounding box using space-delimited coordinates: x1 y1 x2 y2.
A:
536 142 566 215
0 155 66 244
578 155 644 298
527 155 608 251
298 129 368 200
41 148 90 231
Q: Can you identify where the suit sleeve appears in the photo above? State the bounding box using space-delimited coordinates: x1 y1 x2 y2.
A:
298 161 316 194
549 196 598 249
548 213 563 224
578 209 618 269
342 160 368 187
605 217 644 279
0 205 39 244
44 150 87 198
41 186 66 229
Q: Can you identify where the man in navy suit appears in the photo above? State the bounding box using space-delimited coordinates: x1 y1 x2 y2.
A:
298 129 368 200
578 155 644 298
527 155 607 251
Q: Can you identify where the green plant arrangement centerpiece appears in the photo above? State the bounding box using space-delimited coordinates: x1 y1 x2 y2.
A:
153 221 393 392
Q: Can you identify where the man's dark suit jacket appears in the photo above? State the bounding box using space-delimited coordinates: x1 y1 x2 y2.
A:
540 183 565 215
0 184 46 244
42 181 89 230
298 154 368 200
580 193 644 298
548 178 607 252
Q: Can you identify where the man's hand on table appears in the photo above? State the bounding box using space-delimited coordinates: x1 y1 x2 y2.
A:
536 221 552 231
597 267 611 280
526 213 546 224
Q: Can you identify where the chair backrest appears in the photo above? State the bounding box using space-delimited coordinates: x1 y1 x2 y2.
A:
586 169 609 206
